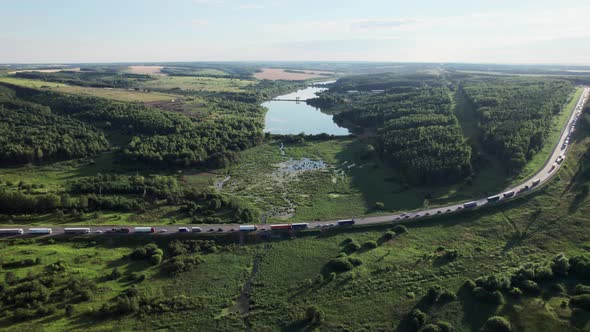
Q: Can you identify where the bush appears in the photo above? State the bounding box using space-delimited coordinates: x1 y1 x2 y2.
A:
508 287 522 298
551 253 570 276
327 257 354 272
436 321 454 332
571 294 590 310
363 240 378 249
483 316 511 332
570 255 590 279
305 306 324 326
65 304 74 317
420 324 441 332
383 231 396 240
150 254 163 266
575 284 590 295
393 225 408 234
374 201 385 210
343 241 361 253
130 272 147 282
409 309 428 330
348 257 363 267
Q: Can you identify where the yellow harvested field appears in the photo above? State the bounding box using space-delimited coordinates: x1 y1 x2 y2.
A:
127 65 165 75
0 77 178 103
254 68 334 81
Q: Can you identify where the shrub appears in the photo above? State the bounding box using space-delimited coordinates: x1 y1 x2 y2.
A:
483 316 511 332
393 225 408 233
343 241 361 253
462 279 476 290
348 257 363 267
150 254 163 266
508 287 522 298
571 294 590 310
110 268 122 280
409 309 428 330
436 321 455 332
442 249 459 261
383 231 396 240
327 257 354 272
420 324 441 332
374 202 385 210
65 304 74 317
551 253 569 276
305 306 324 326
363 240 378 249
575 284 590 295
570 255 590 279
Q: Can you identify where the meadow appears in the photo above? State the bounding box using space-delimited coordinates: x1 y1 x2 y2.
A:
137 76 255 93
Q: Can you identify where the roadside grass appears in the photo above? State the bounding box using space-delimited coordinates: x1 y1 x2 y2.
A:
244 125 590 330
138 76 255 93
0 77 178 102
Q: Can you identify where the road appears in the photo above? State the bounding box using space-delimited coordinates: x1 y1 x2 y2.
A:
2 87 589 237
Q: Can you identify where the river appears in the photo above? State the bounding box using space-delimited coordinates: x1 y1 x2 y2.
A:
262 82 350 136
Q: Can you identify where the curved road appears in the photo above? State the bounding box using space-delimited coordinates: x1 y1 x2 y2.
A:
2 87 589 237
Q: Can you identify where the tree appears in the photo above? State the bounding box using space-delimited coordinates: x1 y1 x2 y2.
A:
305 306 324 326
483 316 511 332
65 304 74 317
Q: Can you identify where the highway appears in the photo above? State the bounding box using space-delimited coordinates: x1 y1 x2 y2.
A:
1 87 589 237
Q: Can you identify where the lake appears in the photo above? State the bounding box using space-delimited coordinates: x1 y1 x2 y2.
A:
262 83 350 136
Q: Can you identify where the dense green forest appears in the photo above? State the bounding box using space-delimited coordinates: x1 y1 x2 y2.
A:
0 98 108 164
13 70 154 89
461 77 573 172
330 76 472 184
4 84 266 168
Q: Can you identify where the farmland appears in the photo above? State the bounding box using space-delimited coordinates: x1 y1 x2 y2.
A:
137 76 255 93
0 77 177 102
254 68 336 81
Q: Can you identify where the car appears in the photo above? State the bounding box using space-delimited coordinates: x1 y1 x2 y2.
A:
217 228 223 232
230 228 235 232
425 212 430 216
446 209 451 212
329 223 335 227
159 229 167 233
209 228 215 232
95 230 103 234
395 217 400 221
404 215 410 219
315 225 322 228
261 227 266 231
414 214 420 218
436 210 442 214
457 206 463 210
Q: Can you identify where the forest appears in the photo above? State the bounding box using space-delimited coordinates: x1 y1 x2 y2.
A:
461 77 573 172
331 76 472 184
0 98 108 164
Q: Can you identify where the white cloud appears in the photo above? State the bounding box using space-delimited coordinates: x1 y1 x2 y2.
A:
193 0 224 4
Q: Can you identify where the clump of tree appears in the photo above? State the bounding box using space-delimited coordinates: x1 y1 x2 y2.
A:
130 243 163 265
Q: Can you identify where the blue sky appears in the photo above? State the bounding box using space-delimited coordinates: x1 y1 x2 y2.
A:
1 0 589 63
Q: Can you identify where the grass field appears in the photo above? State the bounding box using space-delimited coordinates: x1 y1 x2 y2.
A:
138 76 255 93
1 122 590 331
0 77 178 102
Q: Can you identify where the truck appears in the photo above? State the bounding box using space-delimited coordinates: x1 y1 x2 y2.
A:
503 191 515 198
28 228 53 235
239 225 257 232
0 228 24 235
337 219 355 226
292 223 309 230
270 224 292 230
463 201 478 209
487 195 500 203
134 227 155 233
64 228 90 234
108 228 130 234
532 179 541 186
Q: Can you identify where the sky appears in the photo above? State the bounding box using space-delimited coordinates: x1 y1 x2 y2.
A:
1 0 590 64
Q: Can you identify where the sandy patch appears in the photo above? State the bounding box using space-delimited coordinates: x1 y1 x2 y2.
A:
254 68 334 81
128 65 164 75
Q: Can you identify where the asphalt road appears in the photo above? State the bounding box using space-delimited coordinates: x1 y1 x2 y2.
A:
2 87 589 237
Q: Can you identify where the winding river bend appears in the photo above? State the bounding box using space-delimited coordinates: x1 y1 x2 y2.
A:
262 83 349 135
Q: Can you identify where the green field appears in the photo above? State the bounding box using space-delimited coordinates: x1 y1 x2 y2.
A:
138 76 255 93
0 77 178 102
3 126 590 330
